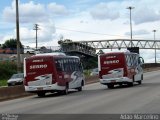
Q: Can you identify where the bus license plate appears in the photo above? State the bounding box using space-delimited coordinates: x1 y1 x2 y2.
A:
111 80 116 83
37 87 43 90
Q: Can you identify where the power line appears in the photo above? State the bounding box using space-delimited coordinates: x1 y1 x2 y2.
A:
55 26 127 38
55 26 154 39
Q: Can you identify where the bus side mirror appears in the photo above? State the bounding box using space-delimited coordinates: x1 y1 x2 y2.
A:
138 57 144 65
79 63 83 72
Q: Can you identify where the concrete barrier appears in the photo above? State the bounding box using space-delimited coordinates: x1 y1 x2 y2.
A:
142 63 160 68
0 85 32 101
0 76 99 101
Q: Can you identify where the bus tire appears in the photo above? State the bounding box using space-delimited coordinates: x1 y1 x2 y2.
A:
137 80 142 85
77 80 84 91
141 74 143 80
61 83 69 95
128 76 134 87
107 84 114 89
119 83 123 86
128 82 133 87
37 92 45 97
27 51 30 54
128 81 134 86
77 86 82 91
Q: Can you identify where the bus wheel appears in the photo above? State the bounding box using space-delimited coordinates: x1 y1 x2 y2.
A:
27 51 30 54
77 86 82 91
77 81 84 91
128 76 134 87
128 82 133 87
107 84 114 89
37 92 45 97
141 74 143 80
61 83 69 95
137 80 142 85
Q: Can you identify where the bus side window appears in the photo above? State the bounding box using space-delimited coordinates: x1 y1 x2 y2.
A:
56 60 62 72
64 59 67 72
126 55 131 67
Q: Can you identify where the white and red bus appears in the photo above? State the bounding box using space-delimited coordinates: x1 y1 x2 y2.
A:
98 52 144 88
24 53 85 97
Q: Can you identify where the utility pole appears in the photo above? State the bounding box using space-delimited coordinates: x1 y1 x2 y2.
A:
33 24 40 50
15 0 21 73
126 6 134 47
153 30 157 63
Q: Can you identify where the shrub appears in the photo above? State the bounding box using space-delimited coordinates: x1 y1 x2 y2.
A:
0 61 17 80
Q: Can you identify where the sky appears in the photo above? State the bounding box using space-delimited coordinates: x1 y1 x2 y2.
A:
0 0 160 62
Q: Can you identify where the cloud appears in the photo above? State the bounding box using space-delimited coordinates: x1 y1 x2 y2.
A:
2 1 69 24
1 1 67 47
90 2 119 20
140 49 160 63
89 0 160 25
75 0 94 4
47 2 69 16
1 0 160 47
0 20 56 47
1 35 14 44
121 0 160 25
20 20 56 44
125 29 150 36
133 7 160 25
0 35 4 44
2 1 16 23
20 1 47 23
2 1 47 23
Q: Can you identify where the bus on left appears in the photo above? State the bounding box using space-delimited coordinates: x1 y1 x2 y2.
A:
24 53 85 97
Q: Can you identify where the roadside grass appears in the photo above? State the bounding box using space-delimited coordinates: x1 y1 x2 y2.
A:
0 61 17 87
84 70 91 77
0 79 7 87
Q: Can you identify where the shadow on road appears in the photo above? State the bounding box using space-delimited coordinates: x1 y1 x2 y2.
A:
139 82 160 87
32 81 160 99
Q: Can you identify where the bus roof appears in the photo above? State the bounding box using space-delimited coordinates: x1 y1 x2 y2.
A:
35 52 66 56
26 52 80 60
100 51 138 56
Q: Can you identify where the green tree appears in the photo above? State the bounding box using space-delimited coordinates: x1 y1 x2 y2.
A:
2 39 23 49
82 56 98 70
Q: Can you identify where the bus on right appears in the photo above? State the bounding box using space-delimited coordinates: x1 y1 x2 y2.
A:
98 51 144 88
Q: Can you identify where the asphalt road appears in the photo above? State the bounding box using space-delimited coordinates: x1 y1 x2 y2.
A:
0 70 160 115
